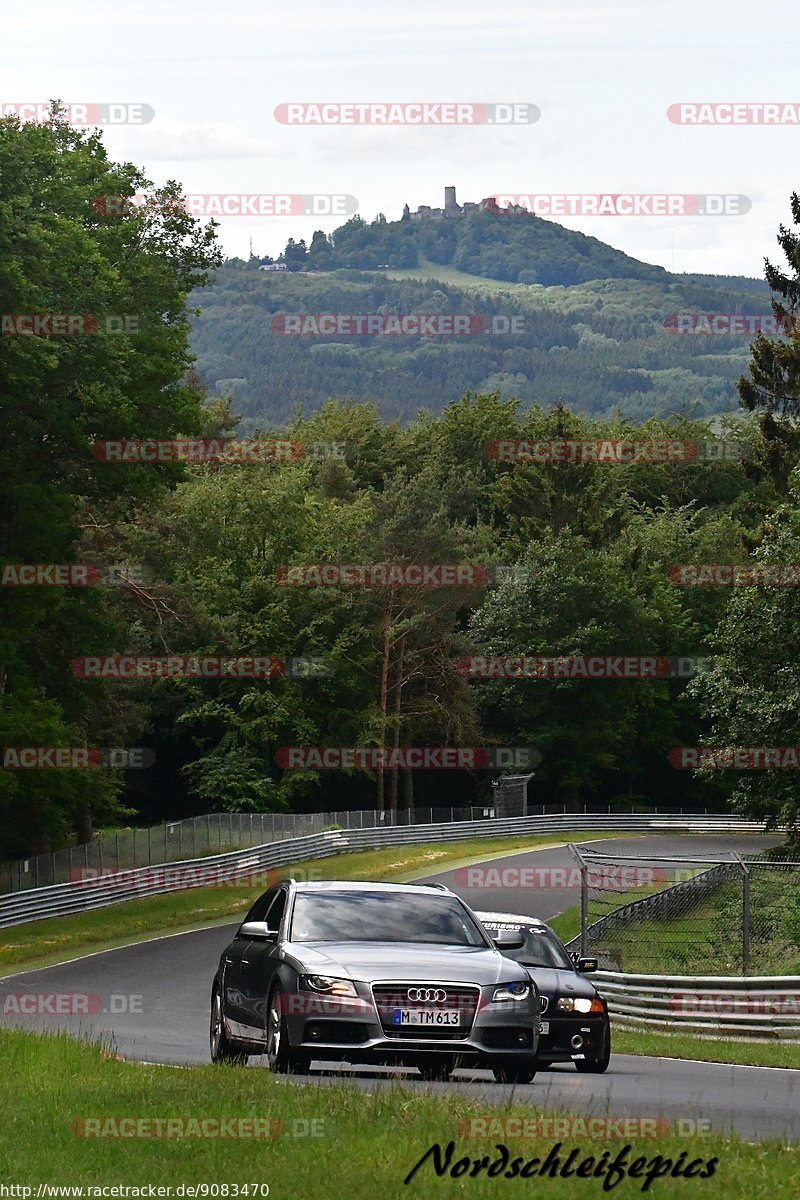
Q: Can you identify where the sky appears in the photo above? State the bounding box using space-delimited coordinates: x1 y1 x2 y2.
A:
3 0 799 277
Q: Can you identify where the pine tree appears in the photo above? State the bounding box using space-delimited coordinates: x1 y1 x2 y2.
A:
738 193 800 488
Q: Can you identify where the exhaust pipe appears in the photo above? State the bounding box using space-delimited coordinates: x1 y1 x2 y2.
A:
570 1034 584 1050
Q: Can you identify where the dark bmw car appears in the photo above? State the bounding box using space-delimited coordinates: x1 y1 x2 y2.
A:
211 880 541 1082
476 911 610 1072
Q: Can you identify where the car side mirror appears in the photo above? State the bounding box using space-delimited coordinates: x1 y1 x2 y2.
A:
492 928 525 949
240 921 278 941
576 956 598 973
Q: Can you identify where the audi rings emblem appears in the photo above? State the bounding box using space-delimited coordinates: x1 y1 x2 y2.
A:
407 988 447 1003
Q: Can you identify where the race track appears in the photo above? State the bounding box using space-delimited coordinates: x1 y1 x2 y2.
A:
2 832 795 1142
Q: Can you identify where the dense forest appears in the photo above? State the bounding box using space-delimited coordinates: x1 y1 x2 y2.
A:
3 116 800 857
190 248 771 427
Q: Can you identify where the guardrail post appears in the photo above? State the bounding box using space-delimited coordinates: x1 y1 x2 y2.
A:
580 864 588 956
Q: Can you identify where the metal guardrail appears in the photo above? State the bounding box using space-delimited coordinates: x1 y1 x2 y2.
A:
1 804 748 894
596 970 800 1040
0 811 768 929
1 805 497 893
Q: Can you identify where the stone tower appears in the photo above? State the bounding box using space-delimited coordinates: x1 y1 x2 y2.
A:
444 185 458 212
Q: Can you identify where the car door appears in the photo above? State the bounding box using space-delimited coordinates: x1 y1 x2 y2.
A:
222 887 278 1036
238 888 288 1040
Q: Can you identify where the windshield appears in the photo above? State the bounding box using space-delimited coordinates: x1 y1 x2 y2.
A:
289 891 490 946
481 920 574 970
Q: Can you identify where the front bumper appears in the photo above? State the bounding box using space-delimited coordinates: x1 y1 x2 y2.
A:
283 979 539 1066
535 1012 608 1063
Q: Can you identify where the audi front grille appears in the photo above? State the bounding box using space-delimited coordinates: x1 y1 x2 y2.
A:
371 983 480 1038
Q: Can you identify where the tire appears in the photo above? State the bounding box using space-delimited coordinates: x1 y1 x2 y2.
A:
265 984 309 1075
492 1061 536 1084
575 1027 611 1074
418 1057 455 1081
210 987 248 1065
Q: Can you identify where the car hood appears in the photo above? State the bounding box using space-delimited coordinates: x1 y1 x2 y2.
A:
283 941 527 985
520 966 598 1001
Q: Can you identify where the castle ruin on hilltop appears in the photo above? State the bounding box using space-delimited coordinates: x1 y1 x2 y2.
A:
403 186 528 220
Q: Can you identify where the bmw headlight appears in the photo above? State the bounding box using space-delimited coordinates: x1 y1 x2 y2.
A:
492 981 531 1002
556 996 604 1014
299 975 357 997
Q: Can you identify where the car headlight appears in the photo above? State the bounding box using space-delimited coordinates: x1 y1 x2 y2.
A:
299 975 357 997
556 996 605 1014
492 981 531 1002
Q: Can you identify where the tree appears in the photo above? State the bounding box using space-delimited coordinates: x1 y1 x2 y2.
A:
468 525 721 807
738 193 800 490
689 474 800 837
0 106 221 852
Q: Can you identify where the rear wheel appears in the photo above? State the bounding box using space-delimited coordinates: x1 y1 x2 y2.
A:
265 984 309 1075
492 1061 536 1084
210 988 248 1065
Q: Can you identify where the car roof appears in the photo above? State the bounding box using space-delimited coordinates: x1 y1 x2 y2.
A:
476 910 550 928
287 880 455 896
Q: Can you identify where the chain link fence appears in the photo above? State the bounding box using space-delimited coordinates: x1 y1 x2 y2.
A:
1 801 719 895
569 845 800 976
0 805 502 893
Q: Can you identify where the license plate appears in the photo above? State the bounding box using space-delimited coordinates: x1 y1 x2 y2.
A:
392 1008 460 1026
539 1021 549 1035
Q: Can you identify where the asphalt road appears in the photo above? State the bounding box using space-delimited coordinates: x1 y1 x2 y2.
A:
2 832 796 1142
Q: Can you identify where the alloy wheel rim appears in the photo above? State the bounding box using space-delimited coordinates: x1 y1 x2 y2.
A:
211 993 222 1056
267 996 281 1066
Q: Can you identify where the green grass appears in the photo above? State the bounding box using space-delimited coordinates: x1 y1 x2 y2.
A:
381 255 539 294
0 1027 795 1196
549 905 580 943
613 1027 800 1070
0 832 623 978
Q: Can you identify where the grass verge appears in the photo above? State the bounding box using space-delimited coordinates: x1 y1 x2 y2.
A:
0 832 622 978
0 1027 794 1196
612 1027 800 1070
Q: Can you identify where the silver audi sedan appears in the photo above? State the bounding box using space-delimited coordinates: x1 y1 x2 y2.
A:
210 879 540 1082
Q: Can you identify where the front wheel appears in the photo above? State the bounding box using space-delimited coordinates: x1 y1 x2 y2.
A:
210 987 248 1065
492 1061 536 1084
265 985 309 1075
575 1028 611 1073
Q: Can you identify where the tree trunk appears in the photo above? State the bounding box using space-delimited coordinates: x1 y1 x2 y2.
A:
403 767 414 818
377 609 392 815
388 636 405 815
74 801 93 845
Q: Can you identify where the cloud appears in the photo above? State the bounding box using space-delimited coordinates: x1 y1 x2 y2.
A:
136 119 282 161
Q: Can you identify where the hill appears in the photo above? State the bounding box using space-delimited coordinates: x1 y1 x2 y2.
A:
189 210 773 430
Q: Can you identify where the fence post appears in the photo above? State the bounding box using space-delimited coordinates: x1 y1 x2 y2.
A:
580 864 588 957
741 860 750 976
